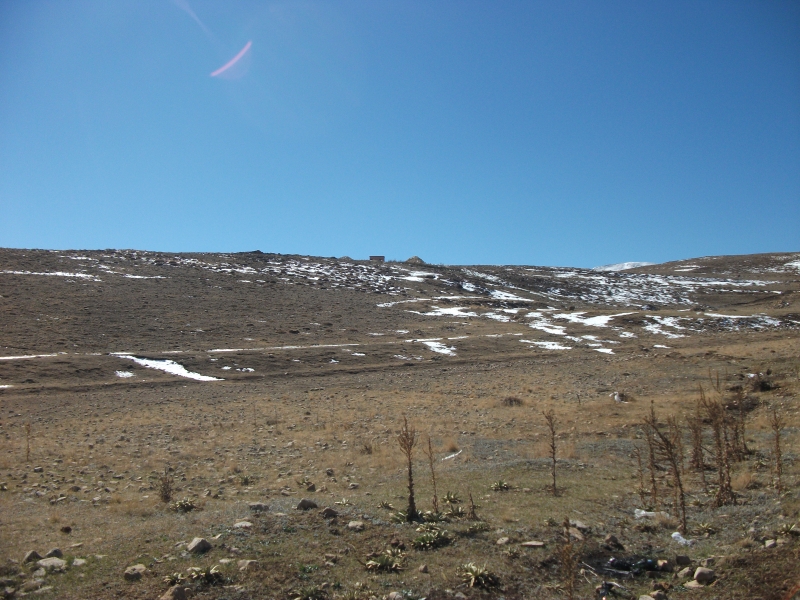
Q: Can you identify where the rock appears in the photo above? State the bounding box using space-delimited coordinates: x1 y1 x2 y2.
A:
388 593 404 600
72 558 86 567
657 559 673 572
700 557 716 567
320 507 338 519
764 539 777 549
248 502 268 512
297 498 318 510
32 568 45 578
44 549 62 559
603 533 624 550
677 566 693 579
36 558 66 572
238 560 257 571
567 527 584 541
233 521 253 529
454 593 467 600
693 567 715 584
123 564 146 581
570 520 590 533
638 596 655 600
187 537 211 553
159 586 189 600
348 482 359 489
33 467 43 473
684 580 703 589
4 586 16 598
306 483 316 492
418 564 428 573
496 537 510 545
21 580 43 592
675 554 692 566
521 541 545 547
651 592 667 600
219 559 234 564
23 551 42 564
60 526 72 534
325 468 334 477
347 521 365 532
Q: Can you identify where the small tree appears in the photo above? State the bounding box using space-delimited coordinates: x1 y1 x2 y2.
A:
159 465 174 503
700 388 736 507
543 409 558 495
645 410 687 534
397 417 419 521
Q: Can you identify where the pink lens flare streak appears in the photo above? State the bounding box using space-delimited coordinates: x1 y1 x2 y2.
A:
210 41 252 77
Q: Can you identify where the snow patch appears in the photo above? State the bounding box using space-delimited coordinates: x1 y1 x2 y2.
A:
114 355 223 381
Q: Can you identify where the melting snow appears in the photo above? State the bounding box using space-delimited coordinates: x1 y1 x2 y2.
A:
1 270 99 281
115 371 134 378
593 262 655 272
114 355 223 381
520 340 571 350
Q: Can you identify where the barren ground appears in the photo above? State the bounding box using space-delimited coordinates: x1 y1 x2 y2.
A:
1 249 798 600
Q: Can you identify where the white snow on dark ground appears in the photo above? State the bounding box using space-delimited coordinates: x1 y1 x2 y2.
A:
593 262 655 272
113 355 223 381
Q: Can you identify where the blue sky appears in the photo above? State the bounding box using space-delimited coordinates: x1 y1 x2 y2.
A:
1 1 798 267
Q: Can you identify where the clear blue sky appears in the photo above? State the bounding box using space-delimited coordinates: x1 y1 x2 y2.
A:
1 1 798 267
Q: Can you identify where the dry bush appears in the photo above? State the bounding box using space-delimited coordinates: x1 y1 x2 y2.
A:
501 396 524 407
732 470 757 491
443 437 459 453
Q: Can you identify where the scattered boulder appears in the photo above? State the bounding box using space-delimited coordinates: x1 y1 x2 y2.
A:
677 566 694 579
297 498 318 510
764 539 777 549
684 580 704 589
651 592 667 600
567 527 584 541
306 483 316 492
325 468 334 477
72 558 86 567
496 537 510 545
248 502 268 512
603 534 624 550
187 538 211 553
418 564 428 573
233 521 253 529
320 507 338 519
347 521 365 532
22 551 42 564
639 596 655 600
693 567 715 584
60 526 72 534
657 559 673 572
123 564 146 581
520 541 545 547
36 558 66 573
44 549 62 559
348 482 359 490
388 592 404 600
675 555 692 566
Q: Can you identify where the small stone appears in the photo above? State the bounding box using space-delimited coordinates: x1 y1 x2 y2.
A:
418 564 428 573
32 568 46 578
675 555 692 566
520 541 545 547
238 559 257 571
33 586 54 595
638 596 655 600
218 559 234 564
44 549 62 559
348 482 359 489
325 468 334 477
36 558 66 572
657 559 673 572
684 580 703 589
677 566 693 579
159 586 188 600
33 467 43 473
568 527 584 541
604 534 624 549
297 498 318 510
187 537 211 553
454 593 467 600
4 587 16 598
764 539 777 549
693 567 715 584
651 592 667 600
248 502 268 512
123 564 146 581
60 526 72 534
22 580 43 592
72 558 87 567
570 520 590 533
306 483 316 492
496 537 510 545
347 520 365 532
388 592 404 600
233 521 253 529
23 551 42 564
320 507 338 519
700 557 716 568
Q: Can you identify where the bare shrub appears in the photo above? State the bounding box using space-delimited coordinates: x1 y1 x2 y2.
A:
644 406 688 534
422 435 439 514
770 408 784 492
397 416 419 521
501 396 524 407
700 387 736 507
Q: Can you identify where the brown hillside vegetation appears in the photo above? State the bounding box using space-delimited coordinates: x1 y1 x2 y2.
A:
0 248 799 599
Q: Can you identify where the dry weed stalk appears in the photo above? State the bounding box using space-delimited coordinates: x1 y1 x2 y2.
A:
645 402 659 507
397 416 418 521
543 409 558 495
559 517 579 600
770 408 785 493
644 409 687 534
25 422 31 463
687 401 708 492
422 435 439 514
700 387 736 507
159 465 174 503
633 444 648 507
467 491 478 520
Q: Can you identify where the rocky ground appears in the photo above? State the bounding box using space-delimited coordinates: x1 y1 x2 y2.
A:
0 248 798 599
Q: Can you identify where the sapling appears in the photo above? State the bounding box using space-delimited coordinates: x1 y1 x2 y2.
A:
543 409 558 495
770 408 785 493
397 416 419 521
